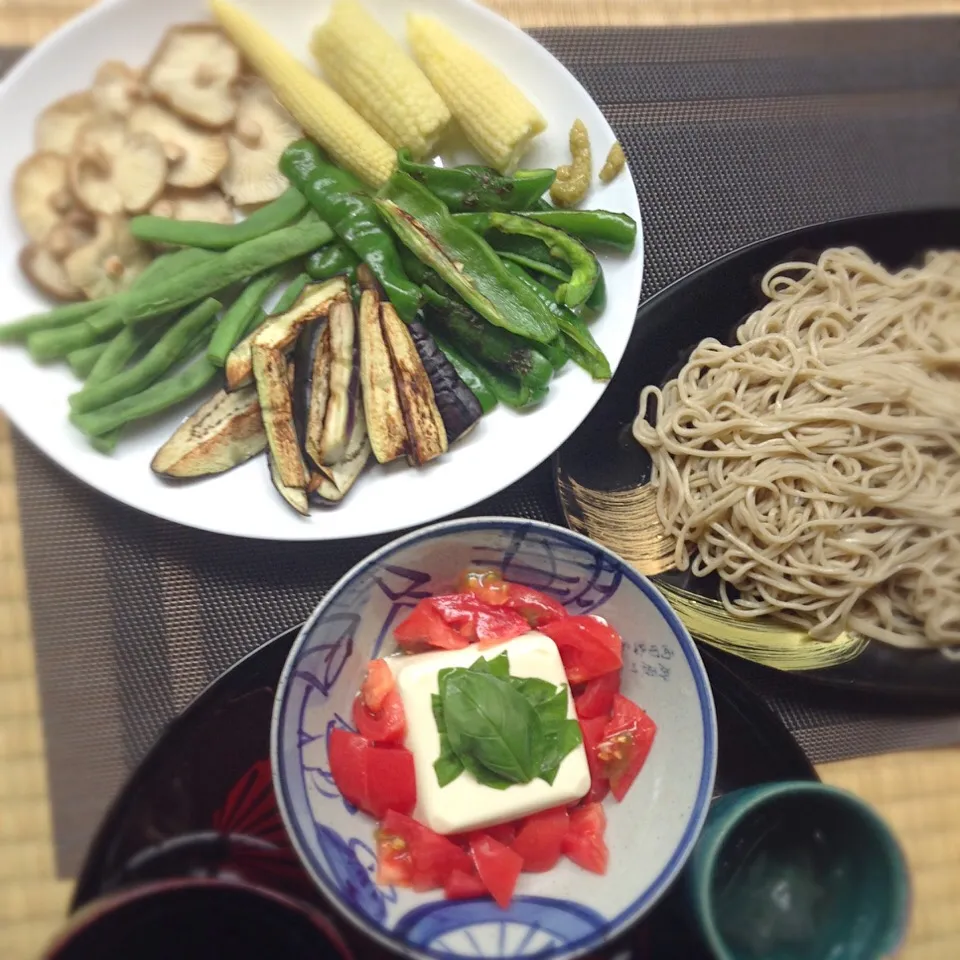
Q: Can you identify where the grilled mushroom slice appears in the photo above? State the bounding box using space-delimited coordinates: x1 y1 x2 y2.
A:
13 152 77 242
69 119 168 215
145 25 241 128
220 79 301 206
19 245 83 301
150 187 234 224
91 61 144 118
35 92 95 155
64 215 152 299
129 102 228 189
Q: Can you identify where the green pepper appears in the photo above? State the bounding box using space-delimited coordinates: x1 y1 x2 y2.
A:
397 149 555 213
305 242 360 283
447 212 599 309
420 285 553 401
456 208 636 253
375 171 558 344
502 261 611 381
280 140 421 322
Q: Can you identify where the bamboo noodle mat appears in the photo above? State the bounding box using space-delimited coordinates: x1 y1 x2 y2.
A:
2 2 960 959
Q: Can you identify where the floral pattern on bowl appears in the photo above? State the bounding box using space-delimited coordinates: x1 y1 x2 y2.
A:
272 518 718 960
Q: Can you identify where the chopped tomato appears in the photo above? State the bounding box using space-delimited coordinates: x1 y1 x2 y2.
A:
352 690 406 745
427 594 528 646
328 731 415 819
444 868 488 900
504 583 567 626
459 568 510 605
540 615 623 683
470 834 524 909
575 671 621 720
380 811 472 892
394 602 469 651
327 729 369 811
455 822 516 848
579 716 610 805
375 825 412 887
361 659 394 713
562 802 608 874
599 694 657 802
511 807 569 873
473 605 530 646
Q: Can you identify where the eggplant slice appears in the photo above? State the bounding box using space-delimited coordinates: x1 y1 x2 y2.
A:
315 298 355 465
224 277 347 390
309 409 371 504
151 385 266 478
269 453 309 516
297 322 332 469
251 342 309 490
380 303 447 466
358 287 407 464
407 321 482 444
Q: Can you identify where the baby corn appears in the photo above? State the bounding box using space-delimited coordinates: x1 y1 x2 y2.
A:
406 13 546 173
311 0 450 160
210 0 395 187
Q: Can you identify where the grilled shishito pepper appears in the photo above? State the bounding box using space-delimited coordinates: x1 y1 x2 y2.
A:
375 171 558 345
397 149 555 213
455 208 637 253
280 140 421 322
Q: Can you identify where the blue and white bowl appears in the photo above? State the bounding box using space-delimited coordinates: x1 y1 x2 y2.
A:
272 518 717 960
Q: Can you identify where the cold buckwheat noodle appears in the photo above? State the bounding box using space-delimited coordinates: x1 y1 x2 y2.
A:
633 247 960 649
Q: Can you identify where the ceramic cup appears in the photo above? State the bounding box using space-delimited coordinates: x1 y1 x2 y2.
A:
41 877 353 960
685 781 910 960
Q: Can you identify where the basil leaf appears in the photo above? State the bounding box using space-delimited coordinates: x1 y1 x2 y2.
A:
460 750 512 790
442 671 543 784
432 692 464 786
483 651 511 678
509 676 563 705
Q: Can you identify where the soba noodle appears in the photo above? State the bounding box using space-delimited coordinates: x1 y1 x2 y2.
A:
633 247 960 648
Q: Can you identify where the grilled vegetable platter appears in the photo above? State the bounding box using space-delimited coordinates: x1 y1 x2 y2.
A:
0 0 643 539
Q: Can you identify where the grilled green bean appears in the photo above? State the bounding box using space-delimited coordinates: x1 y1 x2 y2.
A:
70 299 220 413
0 300 104 344
207 269 285 367
28 320 111 362
71 357 218 438
67 342 109 379
87 215 333 334
129 188 309 250
268 273 310 317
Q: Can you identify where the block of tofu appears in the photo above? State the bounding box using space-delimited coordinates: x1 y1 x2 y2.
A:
386 632 590 835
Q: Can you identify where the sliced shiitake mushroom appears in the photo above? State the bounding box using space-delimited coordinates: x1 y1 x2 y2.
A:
220 79 302 206
145 25 241 128
150 187 234 224
13 152 77 242
69 118 168 215
35 91 95 155
65 215 153 300
20 245 84 301
129 101 228 189
44 212 97 261
91 61 144 118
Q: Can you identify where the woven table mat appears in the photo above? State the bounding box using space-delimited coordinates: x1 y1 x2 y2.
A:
2 7 960 960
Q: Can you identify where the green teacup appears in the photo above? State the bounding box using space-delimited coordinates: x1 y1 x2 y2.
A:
685 781 909 960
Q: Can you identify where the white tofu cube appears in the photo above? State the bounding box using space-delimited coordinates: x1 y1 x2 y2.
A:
386 632 590 835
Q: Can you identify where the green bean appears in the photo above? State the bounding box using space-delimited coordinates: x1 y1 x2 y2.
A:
88 324 157 386
267 273 310 317
135 247 219 285
2 300 104 344
71 357 218 437
28 319 110 362
89 431 120 454
88 214 333 334
207 269 285 367
67 342 109 379
70 299 221 413
129 188 308 250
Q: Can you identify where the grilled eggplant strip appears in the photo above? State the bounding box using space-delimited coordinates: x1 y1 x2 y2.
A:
310 408 371 503
317 298 356 465
407 321 482 443
269 453 309 516
224 277 347 390
299 323 332 469
151 385 266 478
380 302 447 465
358 287 407 464
252 343 309 489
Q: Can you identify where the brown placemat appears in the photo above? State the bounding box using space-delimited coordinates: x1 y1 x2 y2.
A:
9 16 960 877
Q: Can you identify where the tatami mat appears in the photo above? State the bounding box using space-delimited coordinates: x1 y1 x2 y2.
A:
1 1 959 958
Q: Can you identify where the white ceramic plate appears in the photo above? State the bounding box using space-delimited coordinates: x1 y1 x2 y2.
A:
0 0 643 541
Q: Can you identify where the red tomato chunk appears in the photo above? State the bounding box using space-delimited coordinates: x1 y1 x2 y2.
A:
511 807 569 873
599 694 658 802
562 802 608 875
578 715 611 805
470 834 524 909
361 658 394 713
378 811 472 892
352 689 406 745
574 671 621 720
444 868 488 900
394 603 470 651
327 729 416 820
504 583 567 626
540 615 623 683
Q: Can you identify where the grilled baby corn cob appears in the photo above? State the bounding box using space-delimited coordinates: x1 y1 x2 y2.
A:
406 13 546 173
210 0 395 187
311 0 450 160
